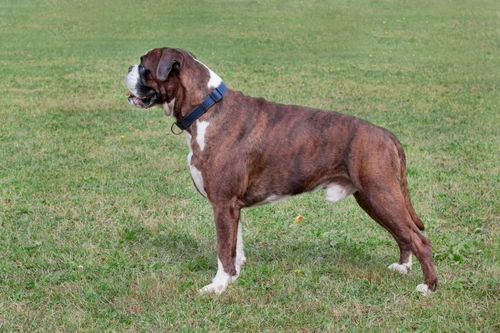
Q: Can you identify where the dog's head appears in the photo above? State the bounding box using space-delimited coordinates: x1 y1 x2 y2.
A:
125 47 220 116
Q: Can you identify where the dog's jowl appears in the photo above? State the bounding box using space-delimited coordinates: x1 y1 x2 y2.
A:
125 47 438 295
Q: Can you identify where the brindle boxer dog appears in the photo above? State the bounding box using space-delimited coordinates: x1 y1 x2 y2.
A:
125 47 438 295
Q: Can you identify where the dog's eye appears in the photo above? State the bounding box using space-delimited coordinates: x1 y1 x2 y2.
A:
139 65 147 75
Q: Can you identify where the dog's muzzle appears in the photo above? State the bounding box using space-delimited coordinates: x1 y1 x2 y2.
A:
125 65 158 109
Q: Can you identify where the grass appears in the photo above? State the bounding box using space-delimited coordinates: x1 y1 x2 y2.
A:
1 0 499 331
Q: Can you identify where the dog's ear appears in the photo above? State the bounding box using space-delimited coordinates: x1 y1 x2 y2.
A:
156 49 183 82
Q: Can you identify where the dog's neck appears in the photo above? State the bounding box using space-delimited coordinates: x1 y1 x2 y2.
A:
195 59 223 89
169 60 226 134
171 82 227 133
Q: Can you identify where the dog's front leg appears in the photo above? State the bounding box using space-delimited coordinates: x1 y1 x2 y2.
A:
199 200 243 295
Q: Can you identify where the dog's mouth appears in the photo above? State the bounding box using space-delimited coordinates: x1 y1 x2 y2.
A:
127 92 158 109
125 65 159 109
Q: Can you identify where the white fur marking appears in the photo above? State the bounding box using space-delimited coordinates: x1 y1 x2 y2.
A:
189 162 207 198
186 133 207 198
325 182 357 203
416 284 432 295
388 255 412 274
199 222 245 295
125 65 141 96
162 99 175 116
195 59 222 89
196 120 210 151
236 220 246 269
252 194 291 207
199 258 232 295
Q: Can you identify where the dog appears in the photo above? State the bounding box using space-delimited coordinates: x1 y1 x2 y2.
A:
125 47 438 295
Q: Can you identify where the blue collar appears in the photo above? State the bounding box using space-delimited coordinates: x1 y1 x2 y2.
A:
172 82 227 133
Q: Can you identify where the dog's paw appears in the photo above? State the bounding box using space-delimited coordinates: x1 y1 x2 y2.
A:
388 262 411 274
415 284 433 296
199 259 233 295
199 282 228 295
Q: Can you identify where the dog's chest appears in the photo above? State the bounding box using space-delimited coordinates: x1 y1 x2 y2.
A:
185 121 210 198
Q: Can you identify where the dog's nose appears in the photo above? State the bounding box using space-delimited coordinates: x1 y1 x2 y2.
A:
128 65 134 73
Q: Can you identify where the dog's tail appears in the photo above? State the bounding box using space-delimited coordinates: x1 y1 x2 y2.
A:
391 135 425 231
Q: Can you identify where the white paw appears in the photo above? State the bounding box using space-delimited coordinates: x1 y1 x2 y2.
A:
388 262 411 274
199 258 233 295
416 284 432 295
199 282 228 295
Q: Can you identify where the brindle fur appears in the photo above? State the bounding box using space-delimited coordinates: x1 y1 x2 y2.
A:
126 47 438 293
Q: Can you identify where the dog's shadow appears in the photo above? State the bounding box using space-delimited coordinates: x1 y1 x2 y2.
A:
248 236 392 273
150 226 397 280
150 230 207 268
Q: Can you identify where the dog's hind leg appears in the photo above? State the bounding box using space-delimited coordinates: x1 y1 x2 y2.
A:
353 192 412 271
353 190 438 294
199 198 244 295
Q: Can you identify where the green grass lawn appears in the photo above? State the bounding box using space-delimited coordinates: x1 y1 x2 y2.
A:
1 0 499 331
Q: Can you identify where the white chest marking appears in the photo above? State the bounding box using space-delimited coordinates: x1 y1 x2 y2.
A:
186 132 207 198
196 120 210 151
195 59 222 89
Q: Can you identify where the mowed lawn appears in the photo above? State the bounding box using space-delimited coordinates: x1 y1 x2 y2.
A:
1 0 499 332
